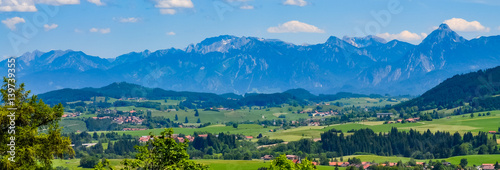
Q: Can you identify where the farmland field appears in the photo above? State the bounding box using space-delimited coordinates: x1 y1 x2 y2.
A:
53 155 500 170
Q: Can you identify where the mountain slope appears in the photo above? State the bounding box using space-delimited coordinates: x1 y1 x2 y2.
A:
395 66 500 110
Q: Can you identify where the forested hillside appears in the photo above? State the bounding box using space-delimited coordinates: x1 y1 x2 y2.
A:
396 66 500 111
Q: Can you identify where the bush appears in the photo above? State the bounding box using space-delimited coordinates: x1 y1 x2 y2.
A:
80 156 99 168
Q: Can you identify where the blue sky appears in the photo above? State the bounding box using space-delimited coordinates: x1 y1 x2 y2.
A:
1 0 499 59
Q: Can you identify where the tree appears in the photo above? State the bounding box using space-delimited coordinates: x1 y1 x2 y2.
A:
195 109 199 117
123 128 208 169
459 158 468 168
175 114 178 121
233 123 238 128
80 156 99 168
185 117 189 123
470 113 474 118
268 154 316 170
75 106 85 113
0 78 74 169
197 118 201 123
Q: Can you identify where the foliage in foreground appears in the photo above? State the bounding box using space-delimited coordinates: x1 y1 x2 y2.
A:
95 128 208 170
0 78 74 169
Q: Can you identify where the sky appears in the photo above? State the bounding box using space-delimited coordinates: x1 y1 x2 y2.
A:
0 0 499 59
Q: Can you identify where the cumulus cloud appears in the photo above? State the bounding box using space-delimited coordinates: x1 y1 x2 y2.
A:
154 0 193 14
2 17 25 30
267 20 324 33
155 0 193 8
0 0 79 12
116 17 140 23
87 0 104 6
377 30 427 42
36 0 80 6
443 18 490 32
240 5 254 9
283 0 307 6
166 31 176 35
44 23 58 31
90 27 110 34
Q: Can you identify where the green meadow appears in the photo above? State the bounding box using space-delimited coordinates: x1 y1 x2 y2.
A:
53 155 500 170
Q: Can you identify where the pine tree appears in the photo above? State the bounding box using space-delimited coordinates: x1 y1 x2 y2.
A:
194 109 199 117
197 118 201 123
175 114 178 121
185 117 189 123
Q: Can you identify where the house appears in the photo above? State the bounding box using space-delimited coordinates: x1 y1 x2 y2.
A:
309 122 320 126
442 162 451 166
312 162 318 165
245 136 254 140
176 137 185 143
482 164 495 170
198 134 208 138
292 159 300 164
286 155 298 160
388 163 396 166
261 155 273 160
363 164 370 170
489 131 497 134
139 136 151 143
329 162 341 166
376 113 393 118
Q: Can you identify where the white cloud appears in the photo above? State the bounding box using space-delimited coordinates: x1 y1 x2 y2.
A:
498 26 500 30
89 27 110 34
443 18 490 32
155 0 193 8
154 0 193 14
377 30 427 42
240 5 253 9
87 0 104 6
36 0 80 6
283 0 307 6
117 17 140 23
0 0 79 12
74 28 83 33
2 17 25 30
0 0 37 12
43 23 58 31
267 20 324 33
166 31 176 35
160 8 176 15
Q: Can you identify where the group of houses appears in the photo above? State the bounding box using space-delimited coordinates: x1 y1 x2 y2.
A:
138 133 210 143
311 110 338 117
113 116 144 124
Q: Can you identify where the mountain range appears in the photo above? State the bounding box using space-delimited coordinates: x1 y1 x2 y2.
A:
2 23 500 95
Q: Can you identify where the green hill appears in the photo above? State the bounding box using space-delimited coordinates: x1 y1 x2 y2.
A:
396 66 500 110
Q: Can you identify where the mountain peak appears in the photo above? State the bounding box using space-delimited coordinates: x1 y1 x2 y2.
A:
342 35 387 48
421 23 465 44
438 23 451 30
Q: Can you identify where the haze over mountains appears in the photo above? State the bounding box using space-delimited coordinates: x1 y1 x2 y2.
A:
3 23 500 95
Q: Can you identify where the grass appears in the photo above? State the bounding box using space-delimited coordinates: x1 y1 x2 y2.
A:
328 97 405 107
87 110 500 143
59 119 87 133
53 155 500 170
150 106 316 124
96 124 278 137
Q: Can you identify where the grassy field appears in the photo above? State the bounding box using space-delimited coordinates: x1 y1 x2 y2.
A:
96 124 279 138
59 119 87 133
53 155 500 170
89 110 500 142
328 97 406 107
